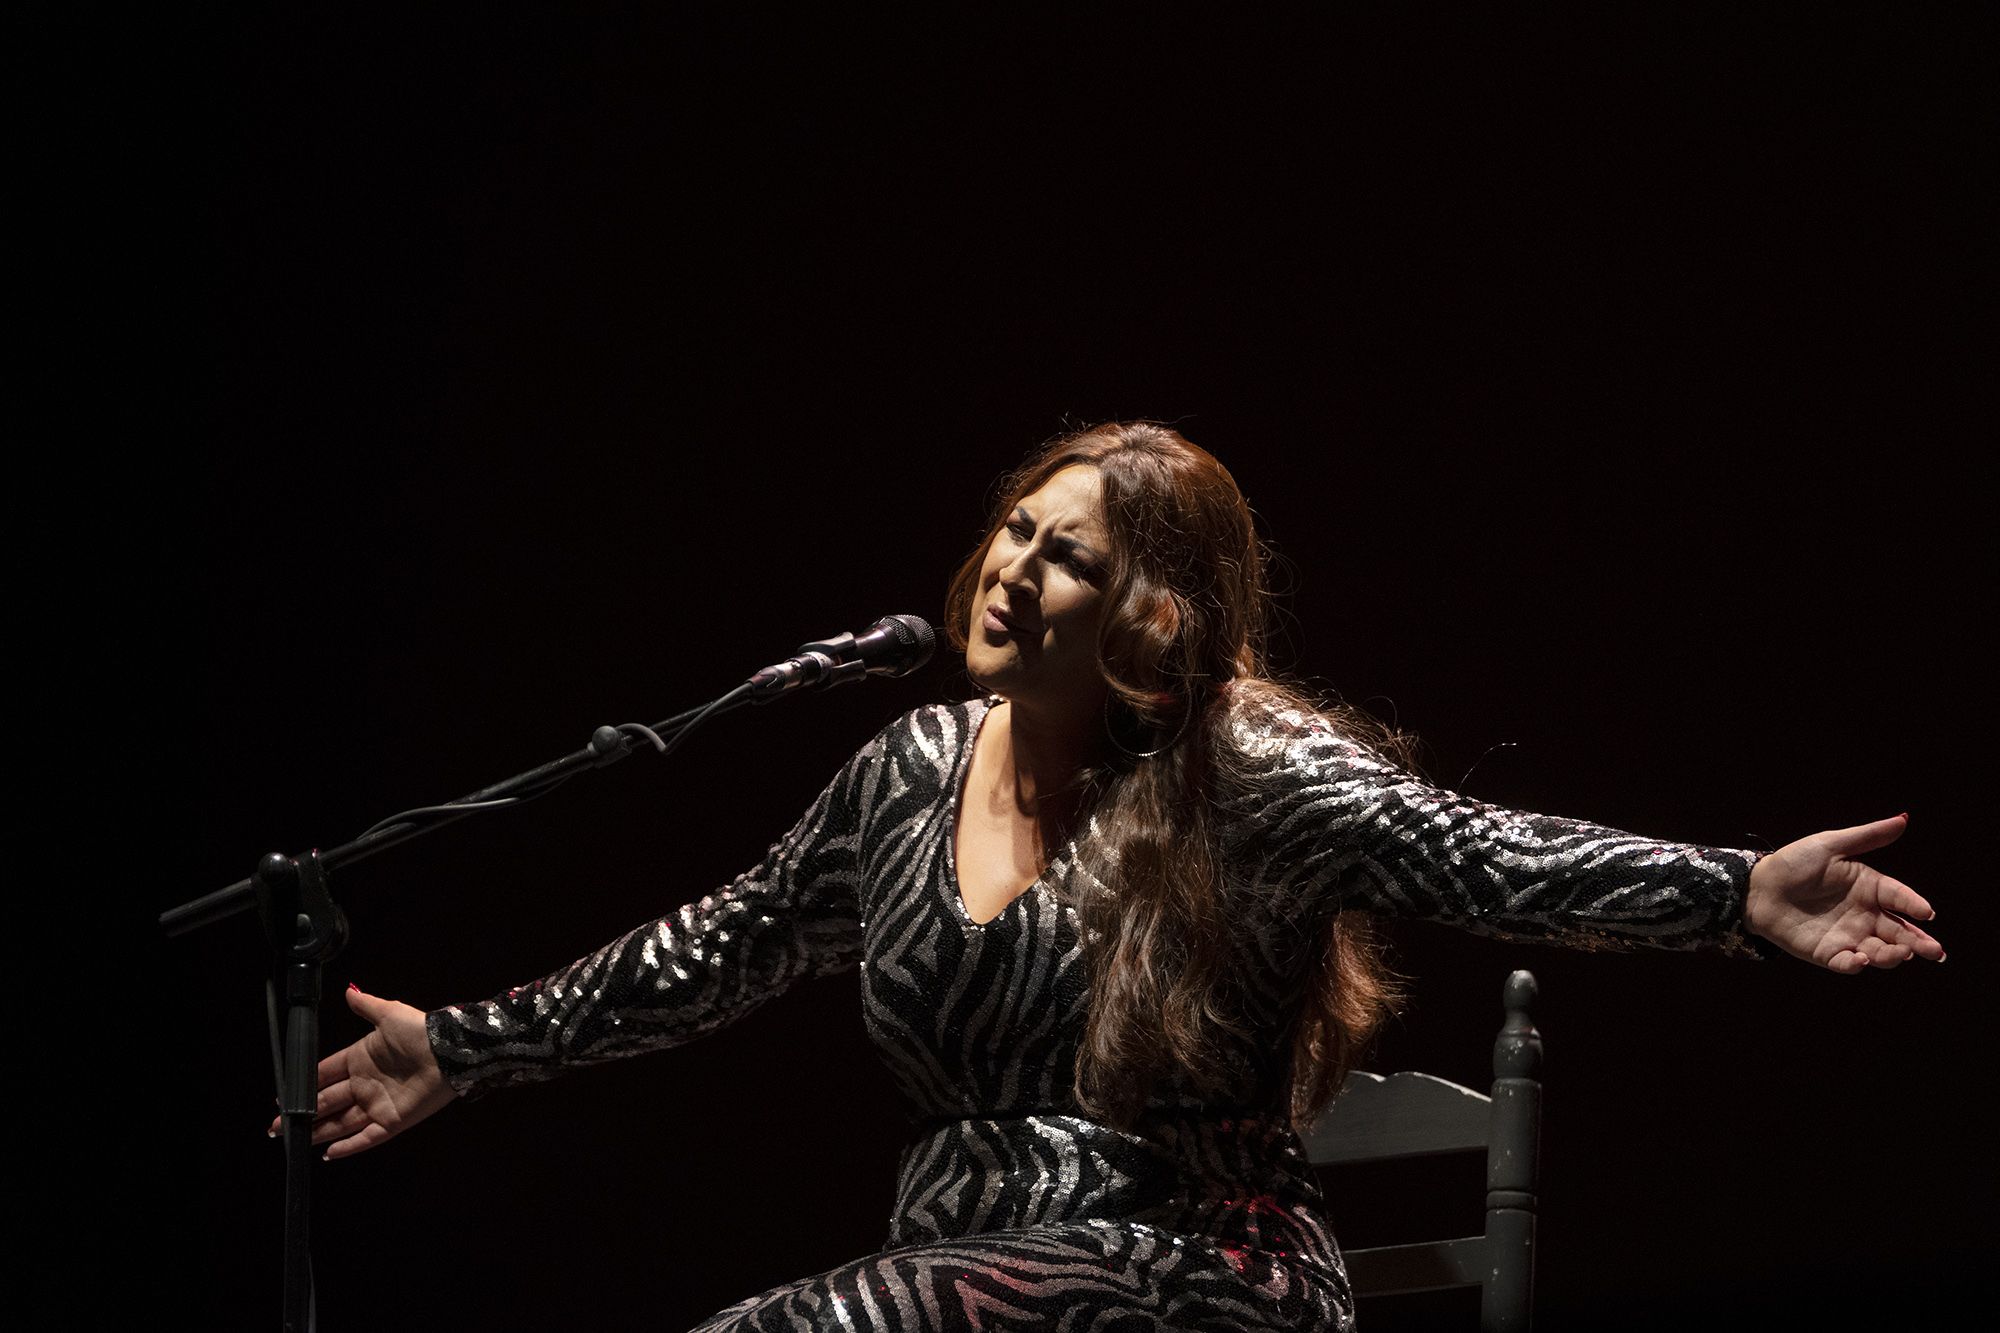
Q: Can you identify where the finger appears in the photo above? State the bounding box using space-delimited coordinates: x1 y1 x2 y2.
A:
1827 947 1869 975
324 1120 397 1161
1879 915 1946 960
315 1080 358 1123
345 985 394 1026
1823 812 1909 858
1856 936 1914 969
311 1102 374 1147
1873 875 1935 923
315 1044 353 1090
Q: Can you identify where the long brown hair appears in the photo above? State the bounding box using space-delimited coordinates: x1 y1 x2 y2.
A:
944 422 1411 1130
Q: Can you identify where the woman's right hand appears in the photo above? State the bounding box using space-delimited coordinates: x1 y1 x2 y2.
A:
265 985 459 1159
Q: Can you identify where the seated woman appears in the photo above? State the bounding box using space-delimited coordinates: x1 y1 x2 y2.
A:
279 421 1941 1331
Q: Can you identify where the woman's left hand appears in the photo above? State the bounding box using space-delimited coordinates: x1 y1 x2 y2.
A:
1743 813 1944 973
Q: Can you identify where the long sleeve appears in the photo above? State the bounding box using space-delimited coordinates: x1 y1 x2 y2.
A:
1218 700 1765 959
424 722 887 1099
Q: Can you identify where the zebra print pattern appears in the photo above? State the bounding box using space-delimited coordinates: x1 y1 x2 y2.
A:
428 696 1762 1330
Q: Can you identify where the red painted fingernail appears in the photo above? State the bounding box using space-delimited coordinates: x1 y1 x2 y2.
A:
348 982 359 993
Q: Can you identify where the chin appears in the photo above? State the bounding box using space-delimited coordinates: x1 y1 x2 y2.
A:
964 656 1013 698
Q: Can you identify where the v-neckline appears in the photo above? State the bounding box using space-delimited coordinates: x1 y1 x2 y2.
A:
945 697 1072 931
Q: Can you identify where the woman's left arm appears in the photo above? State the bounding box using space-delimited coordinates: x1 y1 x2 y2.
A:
1743 813 1943 972
1221 707 1944 971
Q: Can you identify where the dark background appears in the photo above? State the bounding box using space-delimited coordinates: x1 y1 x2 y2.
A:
28 5 1989 1329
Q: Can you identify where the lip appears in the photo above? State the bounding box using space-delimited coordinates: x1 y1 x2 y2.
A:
983 605 1036 636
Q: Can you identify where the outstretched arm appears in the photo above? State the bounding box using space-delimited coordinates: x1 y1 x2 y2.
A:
274 714 899 1158
1224 700 1947 969
1743 813 1943 973
1220 702 1771 957
424 724 884 1097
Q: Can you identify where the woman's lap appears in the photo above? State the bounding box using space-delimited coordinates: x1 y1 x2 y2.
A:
688 1220 1350 1332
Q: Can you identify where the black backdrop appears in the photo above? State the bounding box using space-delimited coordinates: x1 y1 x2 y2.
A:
32 5 1989 1329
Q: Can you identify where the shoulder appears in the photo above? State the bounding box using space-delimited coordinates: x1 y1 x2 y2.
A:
857 696 989 771
1214 680 1403 782
1221 681 1327 753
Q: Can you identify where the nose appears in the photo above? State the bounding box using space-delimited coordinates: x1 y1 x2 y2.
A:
996 545 1040 606
996 539 1037 588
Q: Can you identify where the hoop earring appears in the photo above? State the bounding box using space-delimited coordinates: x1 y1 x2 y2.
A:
1103 693 1194 760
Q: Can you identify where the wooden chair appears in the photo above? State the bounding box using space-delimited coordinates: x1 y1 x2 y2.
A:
1302 970 1543 1332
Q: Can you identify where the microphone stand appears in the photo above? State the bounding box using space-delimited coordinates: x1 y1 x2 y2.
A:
161 640 893 1332
164 687 760 939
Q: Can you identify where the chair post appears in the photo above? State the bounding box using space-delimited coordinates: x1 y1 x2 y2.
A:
1482 969 1542 1333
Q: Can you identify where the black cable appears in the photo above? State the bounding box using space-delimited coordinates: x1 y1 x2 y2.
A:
266 976 285 1107
355 794 548 841
657 683 754 762
617 722 669 753
350 702 734 843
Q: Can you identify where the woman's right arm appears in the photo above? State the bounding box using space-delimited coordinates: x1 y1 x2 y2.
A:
271 713 898 1158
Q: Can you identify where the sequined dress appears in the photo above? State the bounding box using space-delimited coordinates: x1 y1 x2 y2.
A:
426 695 1764 1331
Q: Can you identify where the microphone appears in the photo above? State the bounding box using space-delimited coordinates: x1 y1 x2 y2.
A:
748 614 937 699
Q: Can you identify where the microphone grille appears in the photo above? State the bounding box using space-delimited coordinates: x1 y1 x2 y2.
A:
882 614 937 673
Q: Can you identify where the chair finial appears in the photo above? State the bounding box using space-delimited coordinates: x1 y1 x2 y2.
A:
1503 969 1537 1016
1494 969 1542 1081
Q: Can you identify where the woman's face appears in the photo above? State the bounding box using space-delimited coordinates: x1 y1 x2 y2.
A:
965 464 1112 716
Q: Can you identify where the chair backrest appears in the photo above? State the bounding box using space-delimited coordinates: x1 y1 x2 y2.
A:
1301 970 1543 1332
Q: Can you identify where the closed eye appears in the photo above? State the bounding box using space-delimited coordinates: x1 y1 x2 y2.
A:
1005 516 1100 580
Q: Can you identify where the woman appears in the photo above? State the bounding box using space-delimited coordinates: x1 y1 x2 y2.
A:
282 423 1941 1330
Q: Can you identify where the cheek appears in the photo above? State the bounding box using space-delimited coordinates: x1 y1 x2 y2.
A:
1051 595 1105 652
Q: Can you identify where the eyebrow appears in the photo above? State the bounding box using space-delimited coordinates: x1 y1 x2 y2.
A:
1013 506 1104 563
